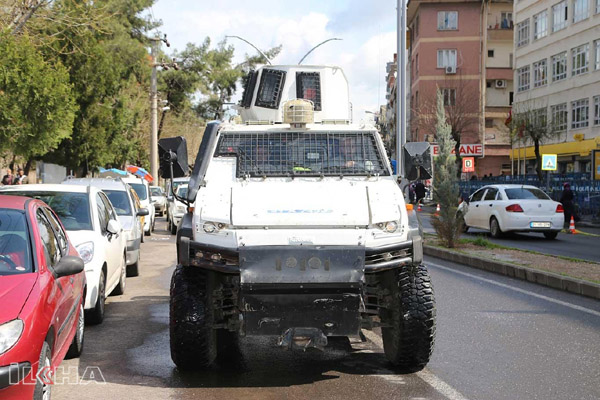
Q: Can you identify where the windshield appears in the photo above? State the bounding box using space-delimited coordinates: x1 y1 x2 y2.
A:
150 187 163 197
505 188 551 200
216 131 389 177
104 190 132 216
177 186 188 198
3 191 92 231
0 209 32 275
171 181 187 195
130 183 148 201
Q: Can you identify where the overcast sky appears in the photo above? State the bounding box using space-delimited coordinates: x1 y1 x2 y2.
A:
152 0 398 122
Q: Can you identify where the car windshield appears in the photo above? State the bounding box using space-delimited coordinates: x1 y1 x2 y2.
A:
505 187 550 200
0 209 32 275
129 183 148 201
3 191 92 231
104 190 132 216
171 181 187 195
177 186 188 198
216 131 389 177
150 187 163 197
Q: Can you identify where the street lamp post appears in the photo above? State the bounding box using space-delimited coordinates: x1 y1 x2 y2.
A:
397 0 407 178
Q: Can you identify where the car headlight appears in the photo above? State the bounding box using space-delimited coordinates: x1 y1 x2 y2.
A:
76 241 94 264
202 222 227 234
378 221 398 233
0 319 24 354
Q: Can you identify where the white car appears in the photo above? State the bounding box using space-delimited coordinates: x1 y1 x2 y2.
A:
166 177 189 222
64 178 148 276
458 184 564 239
123 176 155 236
0 184 127 324
167 184 188 235
150 186 167 216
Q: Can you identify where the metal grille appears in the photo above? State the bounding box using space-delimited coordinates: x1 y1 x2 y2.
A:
241 70 258 108
216 131 389 177
255 69 286 109
365 248 411 266
296 72 322 111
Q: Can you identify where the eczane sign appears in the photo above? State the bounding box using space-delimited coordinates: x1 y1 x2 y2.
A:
431 144 484 157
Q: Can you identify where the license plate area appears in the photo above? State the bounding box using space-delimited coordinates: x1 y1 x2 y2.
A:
239 246 365 284
530 222 551 228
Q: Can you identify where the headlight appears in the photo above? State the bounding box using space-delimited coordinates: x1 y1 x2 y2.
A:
76 241 94 264
202 222 226 234
0 319 24 354
378 221 398 233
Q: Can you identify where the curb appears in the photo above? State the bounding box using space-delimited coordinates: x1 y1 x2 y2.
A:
424 245 600 300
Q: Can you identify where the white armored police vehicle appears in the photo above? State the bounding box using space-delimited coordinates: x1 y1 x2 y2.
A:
159 64 435 371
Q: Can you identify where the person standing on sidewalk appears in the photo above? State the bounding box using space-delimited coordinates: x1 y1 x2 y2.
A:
13 168 27 185
2 168 14 185
415 180 426 204
560 183 575 228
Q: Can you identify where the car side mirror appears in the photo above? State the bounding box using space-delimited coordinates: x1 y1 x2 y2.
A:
107 219 121 235
403 142 433 182
158 137 188 179
54 255 84 278
137 208 149 217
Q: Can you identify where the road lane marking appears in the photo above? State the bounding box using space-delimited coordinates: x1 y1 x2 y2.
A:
427 261 600 318
361 330 470 400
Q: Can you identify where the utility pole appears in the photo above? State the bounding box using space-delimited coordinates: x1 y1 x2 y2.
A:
149 34 171 181
397 0 407 178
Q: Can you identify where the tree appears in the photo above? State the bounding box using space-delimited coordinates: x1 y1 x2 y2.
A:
509 102 559 181
430 90 462 248
0 30 76 170
412 75 480 178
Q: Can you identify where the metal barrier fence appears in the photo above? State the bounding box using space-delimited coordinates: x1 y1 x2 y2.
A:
458 173 600 217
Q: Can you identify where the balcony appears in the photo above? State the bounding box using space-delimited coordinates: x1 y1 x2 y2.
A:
487 27 513 41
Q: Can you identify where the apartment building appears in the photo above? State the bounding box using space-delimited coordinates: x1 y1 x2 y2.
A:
513 0 600 174
406 0 513 177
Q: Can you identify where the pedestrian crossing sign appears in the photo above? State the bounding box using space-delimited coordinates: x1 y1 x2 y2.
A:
542 154 557 171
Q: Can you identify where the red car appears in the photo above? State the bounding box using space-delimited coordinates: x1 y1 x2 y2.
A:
0 195 86 400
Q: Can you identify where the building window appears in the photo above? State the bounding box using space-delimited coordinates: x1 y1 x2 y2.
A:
534 108 547 127
442 88 456 106
534 11 548 40
551 103 568 131
572 44 589 76
597 0 600 13
571 98 589 128
438 11 458 30
501 12 513 28
485 118 494 128
595 40 600 70
573 0 589 22
552 52 567 81
415 91 419 108
488 49 495 57
517 19 530 47
553 1 569 31
416 54 419 75
594 96 600 125
416 15 420 36
437 49 457 68
533 59 548 87
517 65 530 92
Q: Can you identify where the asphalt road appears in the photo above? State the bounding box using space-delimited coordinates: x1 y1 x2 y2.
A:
418 210 600 263
52 218 600 400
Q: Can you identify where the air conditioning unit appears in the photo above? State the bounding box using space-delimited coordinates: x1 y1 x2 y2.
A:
445 65 456 74
495 79 507 88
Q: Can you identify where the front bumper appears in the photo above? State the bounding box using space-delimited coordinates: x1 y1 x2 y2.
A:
0 362 31 390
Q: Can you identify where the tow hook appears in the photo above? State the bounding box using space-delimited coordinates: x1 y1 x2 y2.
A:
278 327 328 351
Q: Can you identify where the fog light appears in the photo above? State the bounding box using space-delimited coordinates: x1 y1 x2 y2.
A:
211 253 222 262
384 221 398 233
383 252 393 261
195 251 204 259
203 222 217 233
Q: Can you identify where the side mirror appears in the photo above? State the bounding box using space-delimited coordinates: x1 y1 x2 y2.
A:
54 255 84 278
158 136 188 179
137 208 149 217
403 142 433 182
107 219 121 235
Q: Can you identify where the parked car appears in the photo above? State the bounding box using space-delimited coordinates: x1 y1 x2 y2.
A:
165 177 189 221
458 184 563 239
64 178 148 276
0 195 85 400
167 184 188 235
1 184 127 324
150 186 167 216
123 176 155 236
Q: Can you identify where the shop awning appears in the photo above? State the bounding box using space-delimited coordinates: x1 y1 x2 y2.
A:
510 137 600 160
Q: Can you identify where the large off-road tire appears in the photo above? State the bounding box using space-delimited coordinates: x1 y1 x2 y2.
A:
33 341 52 400
380 264 436 372
66 303 85 359
490 217 503 238
86 269 106 325
170 265 217 370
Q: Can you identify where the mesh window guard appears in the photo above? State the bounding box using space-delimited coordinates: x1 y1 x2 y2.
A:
216 131 389 177
255 69 286 109
241 71 258 108
296 72 322 111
